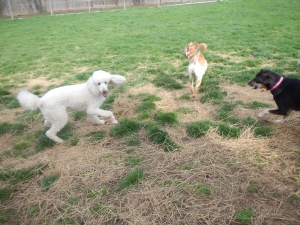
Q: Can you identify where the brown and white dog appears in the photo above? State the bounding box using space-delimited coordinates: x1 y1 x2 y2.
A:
183 42 208 99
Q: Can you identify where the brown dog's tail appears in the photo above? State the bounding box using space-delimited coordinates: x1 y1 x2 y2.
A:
196 43 207 52
193 43 207 64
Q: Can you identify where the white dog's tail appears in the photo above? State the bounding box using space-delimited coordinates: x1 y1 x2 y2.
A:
17 90 40 110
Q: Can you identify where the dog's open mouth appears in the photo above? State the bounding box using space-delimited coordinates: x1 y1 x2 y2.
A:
102 91 108 97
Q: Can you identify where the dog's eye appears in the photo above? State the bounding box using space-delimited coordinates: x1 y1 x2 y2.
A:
98 83 101 85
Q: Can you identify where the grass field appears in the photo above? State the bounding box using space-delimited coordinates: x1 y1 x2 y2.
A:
1 0 300 224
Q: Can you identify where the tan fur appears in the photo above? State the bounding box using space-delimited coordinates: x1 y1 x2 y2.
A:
183 42 208 99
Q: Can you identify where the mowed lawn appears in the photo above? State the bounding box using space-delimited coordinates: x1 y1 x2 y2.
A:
0 0 300 224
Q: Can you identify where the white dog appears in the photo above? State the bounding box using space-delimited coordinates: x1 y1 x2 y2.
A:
17 70 126 143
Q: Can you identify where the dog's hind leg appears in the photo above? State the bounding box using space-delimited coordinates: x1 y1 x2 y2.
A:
43 109 68 143
192 78 202 99
44 120 51 127
189 79 194 96
258 108 292 123
273 109 292 123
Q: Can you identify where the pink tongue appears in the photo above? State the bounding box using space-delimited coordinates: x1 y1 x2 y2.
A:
102 92 108 97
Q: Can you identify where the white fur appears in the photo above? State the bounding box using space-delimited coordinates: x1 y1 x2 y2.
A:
188 62 208 86
257 108 289 123
257 109 269 118
17 70 126 143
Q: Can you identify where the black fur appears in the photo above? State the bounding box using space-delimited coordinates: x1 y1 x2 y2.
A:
248 69 300 116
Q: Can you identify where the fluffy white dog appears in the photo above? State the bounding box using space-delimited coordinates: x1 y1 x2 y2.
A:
17 70 126 143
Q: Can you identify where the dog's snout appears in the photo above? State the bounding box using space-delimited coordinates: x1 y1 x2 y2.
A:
248 80 256 88
248 80 254 86
102 90 108 97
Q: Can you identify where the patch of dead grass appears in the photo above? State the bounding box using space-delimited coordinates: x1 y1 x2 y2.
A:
0 83 299 225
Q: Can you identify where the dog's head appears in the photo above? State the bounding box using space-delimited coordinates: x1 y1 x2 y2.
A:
183 42 207 59
183 42 196 58
87 70 126 97
248 69 278 90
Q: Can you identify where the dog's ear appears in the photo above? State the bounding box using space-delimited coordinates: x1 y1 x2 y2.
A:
109 75 127 87
86 76 100 95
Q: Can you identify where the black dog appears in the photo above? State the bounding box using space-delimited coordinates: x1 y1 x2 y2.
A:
248 69 300 122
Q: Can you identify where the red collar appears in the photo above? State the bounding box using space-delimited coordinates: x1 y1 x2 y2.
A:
270 77 283 91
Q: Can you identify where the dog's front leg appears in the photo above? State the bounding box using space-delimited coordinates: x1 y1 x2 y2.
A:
257 109 270 118
87 108 118 124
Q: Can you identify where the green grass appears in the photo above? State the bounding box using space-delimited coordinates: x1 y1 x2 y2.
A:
1 0 299 85
0 88 10 96
135 93 161 102
2 141 32 158
16 109 43 123
42 175 58 191
123 134 141 146
0 163 45 184
235 207 253 225
295 151 300 167
200 88 227 104
175 94 192 101
253 125 272 137
0 95 20 109
154 110 178 125
194 184 212 196
248 186 258 193
0 188 14 200
119 168 144 190
186 120 216 138
153 75 184 90
180 162 198 170
72 111 86 121
87 130 106 141
125 155 140 166
217 123 241 138
145 123 179 152
247 101 272 109
135 101 156 113
0 122 28 136
109 119 141 137
137 112 151 120
175 107 197 114
34 132 56 152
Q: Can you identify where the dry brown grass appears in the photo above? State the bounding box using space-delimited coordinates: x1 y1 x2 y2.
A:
0 81 300 225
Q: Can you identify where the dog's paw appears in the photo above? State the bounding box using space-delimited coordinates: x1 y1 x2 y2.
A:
95 120 105 125
275 117 288 123
275 119 284 123
257 112 264 118
257 109 269 118
111 119 118 124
